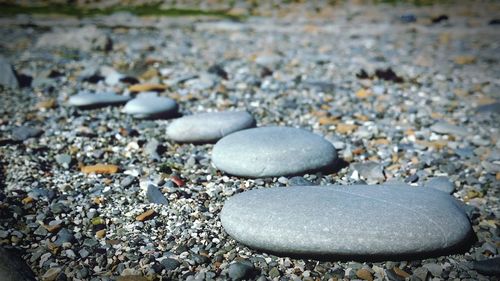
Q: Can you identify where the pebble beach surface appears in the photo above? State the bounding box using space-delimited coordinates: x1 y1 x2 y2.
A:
0 1 499 280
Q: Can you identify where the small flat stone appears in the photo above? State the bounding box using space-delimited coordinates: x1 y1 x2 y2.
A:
12 126 43 141
68 91 130 108
166 111 256 143
412 267 429 281
352 162 385 184
0 55 19 89
122 95 178 119
425 176 455 194
221 185 472 259
146 184 168 205
422 263 442 277
430 121 467 136
212 127 337 177
42 267 61 281
287 176 314 186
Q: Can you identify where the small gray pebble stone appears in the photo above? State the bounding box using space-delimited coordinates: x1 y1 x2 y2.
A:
166 111 256 143
68 91 130 108
146 184 168 205
122 95 178 119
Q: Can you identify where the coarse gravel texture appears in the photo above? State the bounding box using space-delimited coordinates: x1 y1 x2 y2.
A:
0 1 499 281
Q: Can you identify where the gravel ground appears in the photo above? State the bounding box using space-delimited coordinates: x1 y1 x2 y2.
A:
0 2 499 280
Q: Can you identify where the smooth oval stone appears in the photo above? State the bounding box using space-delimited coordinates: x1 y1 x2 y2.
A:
166 111 256 143
430 121 467 136
122 95 178 119
68 91 130 108
221 185 473 259
212 127 337 177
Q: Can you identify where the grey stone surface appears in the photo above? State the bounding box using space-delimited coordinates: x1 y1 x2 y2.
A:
221 185 472 258
430 121 467 136
122 95 178 119
0 55 19 89
0 247 36 281
68 91 130 108
425 176 455 194
166 111 256 143
212 127 337 177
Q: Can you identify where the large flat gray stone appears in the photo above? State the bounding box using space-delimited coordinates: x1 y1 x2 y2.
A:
212 127 337 177
68 91 130 108
122 95 178 119
220 185 473 259
166 111 256 143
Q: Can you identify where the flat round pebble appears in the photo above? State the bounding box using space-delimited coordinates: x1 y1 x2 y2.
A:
67 91 130 108
166 111 256 143
212 127 337 177
424 176 455 194
220 185 473 259
122 94 178 119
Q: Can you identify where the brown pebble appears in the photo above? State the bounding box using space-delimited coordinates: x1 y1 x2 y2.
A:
95 229 106 239
393 267 411 278
136 209 156 221
171 176 185 187
36 99 57 110
43 224 61 233
81 164 119 174
129 83 166 93
22 196 34 204
336 123 358 134
356 269 373 281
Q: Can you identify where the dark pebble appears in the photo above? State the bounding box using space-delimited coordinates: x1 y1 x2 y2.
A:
208 64 228 79
432 14 449 23
472 257 500 276
405 174 419 183
400 14 417 23
160 258 180 271
228 261 255 281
